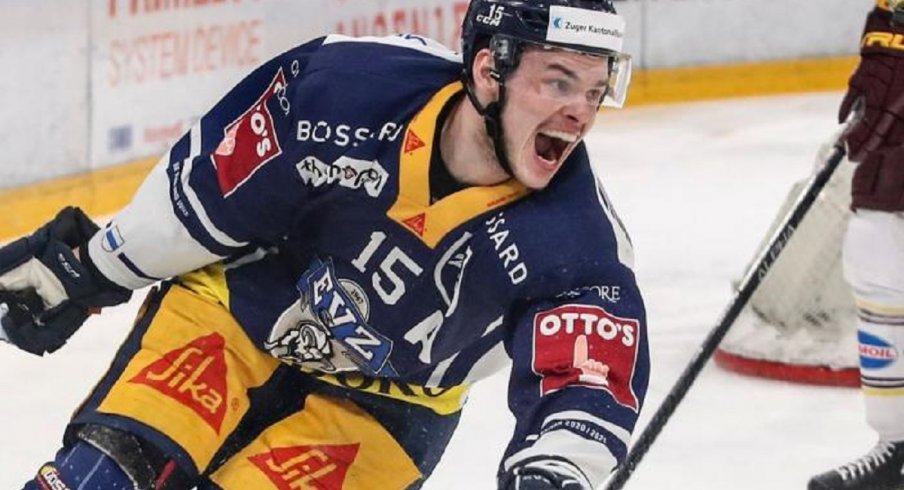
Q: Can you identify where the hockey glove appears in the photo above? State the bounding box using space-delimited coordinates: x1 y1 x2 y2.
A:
0 207 131 355
500 459 590 490
840 4 904 161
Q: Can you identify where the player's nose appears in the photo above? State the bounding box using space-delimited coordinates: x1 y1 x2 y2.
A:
560 99 595 127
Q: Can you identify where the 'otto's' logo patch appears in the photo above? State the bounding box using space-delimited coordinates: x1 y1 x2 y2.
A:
859 331 899 369
249 444 360 489
213 68 287 196
130 333 228 433
533 304 641 411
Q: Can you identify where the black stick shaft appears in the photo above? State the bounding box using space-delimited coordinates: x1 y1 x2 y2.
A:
603 143 848 490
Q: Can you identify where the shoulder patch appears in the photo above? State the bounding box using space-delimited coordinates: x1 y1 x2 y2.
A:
213 68 288 197
532 304 641 412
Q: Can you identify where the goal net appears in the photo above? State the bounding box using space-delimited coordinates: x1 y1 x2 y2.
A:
714 154 860 387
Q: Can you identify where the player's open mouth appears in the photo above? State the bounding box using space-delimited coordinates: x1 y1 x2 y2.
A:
535 130 577 167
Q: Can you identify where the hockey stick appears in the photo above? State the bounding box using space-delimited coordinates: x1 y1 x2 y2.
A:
603 109 860 490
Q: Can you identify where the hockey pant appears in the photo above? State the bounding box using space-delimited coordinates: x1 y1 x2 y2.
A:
844 210 904 442
22 283 462 490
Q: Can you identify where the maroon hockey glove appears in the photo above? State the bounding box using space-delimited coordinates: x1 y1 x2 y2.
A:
840 4 904 161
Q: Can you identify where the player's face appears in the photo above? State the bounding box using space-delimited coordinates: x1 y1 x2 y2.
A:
503 47 609 189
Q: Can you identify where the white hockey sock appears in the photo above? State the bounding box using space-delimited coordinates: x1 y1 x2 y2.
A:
857 303 904 442
844 211 904 442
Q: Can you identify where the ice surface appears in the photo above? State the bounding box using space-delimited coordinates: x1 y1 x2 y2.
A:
0 92 873 489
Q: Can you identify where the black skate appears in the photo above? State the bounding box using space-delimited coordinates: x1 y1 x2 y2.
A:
808 441 904 490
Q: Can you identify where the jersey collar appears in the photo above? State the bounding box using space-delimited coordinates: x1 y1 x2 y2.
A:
388 81 530 248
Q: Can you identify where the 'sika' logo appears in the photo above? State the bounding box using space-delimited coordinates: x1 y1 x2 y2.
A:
249 444 360 490
130 333 228 433
403 213 427 236
403 129 425 154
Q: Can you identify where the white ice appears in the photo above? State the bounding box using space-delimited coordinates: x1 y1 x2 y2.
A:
0 92 874 489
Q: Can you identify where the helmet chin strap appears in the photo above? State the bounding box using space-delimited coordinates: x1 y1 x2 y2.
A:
464 72 515 178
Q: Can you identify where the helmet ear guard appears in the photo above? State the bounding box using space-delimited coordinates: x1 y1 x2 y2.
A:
489 36 518 80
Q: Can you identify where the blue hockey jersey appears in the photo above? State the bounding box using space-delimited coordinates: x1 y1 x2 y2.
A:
87 33 649 487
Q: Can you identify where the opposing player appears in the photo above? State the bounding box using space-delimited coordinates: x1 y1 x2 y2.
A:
809 1 904 489
0 1 647 489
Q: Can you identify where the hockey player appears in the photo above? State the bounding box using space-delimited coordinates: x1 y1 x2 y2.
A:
809 1 904 489
0 0 647 489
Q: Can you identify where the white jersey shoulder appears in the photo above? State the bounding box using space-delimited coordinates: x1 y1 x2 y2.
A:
322 33 462 63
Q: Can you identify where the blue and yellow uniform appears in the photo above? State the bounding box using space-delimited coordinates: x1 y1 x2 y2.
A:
65 34 649 489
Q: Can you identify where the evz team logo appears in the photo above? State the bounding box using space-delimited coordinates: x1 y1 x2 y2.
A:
533 304 641 412
267 258 394 377
296 155 388 198
213 68 288 197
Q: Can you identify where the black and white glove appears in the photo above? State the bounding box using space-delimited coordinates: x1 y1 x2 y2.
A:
0 207 131 355
500 458 591 490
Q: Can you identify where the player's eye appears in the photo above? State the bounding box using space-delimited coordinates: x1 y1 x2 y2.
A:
546 78 573 96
